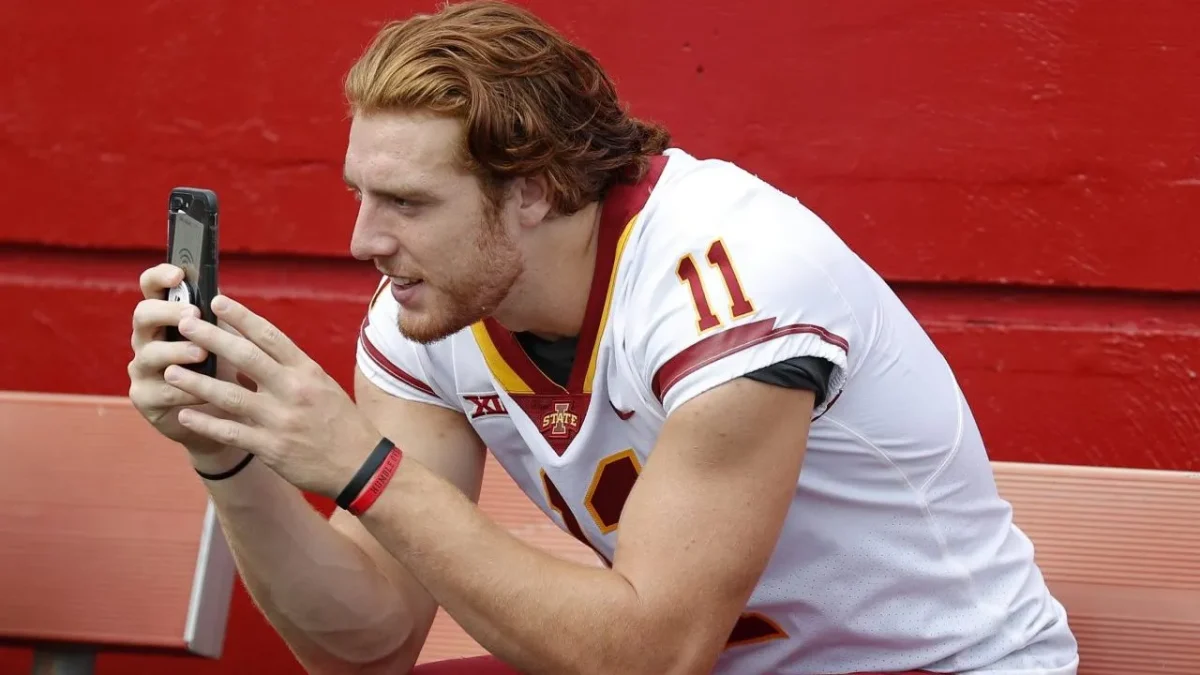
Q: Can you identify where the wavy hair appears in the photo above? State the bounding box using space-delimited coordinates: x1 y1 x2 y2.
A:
343 0 671 214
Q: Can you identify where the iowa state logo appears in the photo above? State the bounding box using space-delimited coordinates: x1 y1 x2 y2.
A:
542 402 580 439
510 394 590 455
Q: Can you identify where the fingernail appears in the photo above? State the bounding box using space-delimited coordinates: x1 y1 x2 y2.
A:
211 296 228 312
179 318 195 334
189 346 206 360
164 366 181 382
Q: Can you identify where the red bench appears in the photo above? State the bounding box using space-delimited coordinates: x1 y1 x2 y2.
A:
3 391 1197 674
0 391 237 674
993 461 1200 674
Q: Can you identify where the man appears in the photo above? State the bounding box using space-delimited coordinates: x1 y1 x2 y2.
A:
127 2 1079 673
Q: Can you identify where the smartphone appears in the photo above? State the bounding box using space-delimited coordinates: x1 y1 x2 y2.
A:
164 187 220 377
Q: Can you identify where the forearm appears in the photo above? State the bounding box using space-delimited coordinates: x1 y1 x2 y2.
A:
356 459 704 675
193 447 415 672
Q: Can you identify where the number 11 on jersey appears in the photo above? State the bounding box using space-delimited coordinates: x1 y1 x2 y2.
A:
676 239 756 333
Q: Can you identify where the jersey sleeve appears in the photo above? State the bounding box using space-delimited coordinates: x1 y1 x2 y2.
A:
628 173 863 419
355 278 459 410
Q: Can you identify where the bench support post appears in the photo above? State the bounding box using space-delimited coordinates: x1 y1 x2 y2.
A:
31 648 95 675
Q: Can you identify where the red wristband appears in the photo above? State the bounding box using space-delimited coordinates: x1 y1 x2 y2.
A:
347 443 403 516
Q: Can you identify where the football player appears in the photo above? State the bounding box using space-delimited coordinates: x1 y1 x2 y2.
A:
128 2 1079 673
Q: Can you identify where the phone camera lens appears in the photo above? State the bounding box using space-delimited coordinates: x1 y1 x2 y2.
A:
170 198 184 210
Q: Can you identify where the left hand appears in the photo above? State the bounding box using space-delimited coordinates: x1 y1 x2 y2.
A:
165 294 381 497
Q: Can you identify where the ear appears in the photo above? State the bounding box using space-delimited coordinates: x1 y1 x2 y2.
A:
510 175 553 228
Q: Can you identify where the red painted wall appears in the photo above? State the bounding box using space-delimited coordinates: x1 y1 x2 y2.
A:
2 0 1197 672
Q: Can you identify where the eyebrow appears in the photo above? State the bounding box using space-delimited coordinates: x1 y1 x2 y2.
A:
342 173 439 203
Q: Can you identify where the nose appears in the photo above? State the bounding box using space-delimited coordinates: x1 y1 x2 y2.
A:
348 199 397 262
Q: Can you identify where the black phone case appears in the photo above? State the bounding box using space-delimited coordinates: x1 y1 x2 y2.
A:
165 186 220 377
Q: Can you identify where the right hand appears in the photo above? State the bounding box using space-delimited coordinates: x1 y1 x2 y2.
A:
128 263 250 456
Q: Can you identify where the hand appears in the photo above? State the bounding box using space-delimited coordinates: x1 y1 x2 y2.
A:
128 264 254 456
162 294 382 497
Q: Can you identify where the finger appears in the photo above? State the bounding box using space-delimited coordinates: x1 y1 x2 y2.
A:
129 380 208 409
217 316 247 339
139 264 186 300
177 408 274 456
210 295 306 366
165 364 265 420
130 339 209 376
132 299 200 350
177 315 282 385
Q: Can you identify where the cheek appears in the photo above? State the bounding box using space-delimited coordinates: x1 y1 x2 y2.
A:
400 218 450 258
412 223 477 280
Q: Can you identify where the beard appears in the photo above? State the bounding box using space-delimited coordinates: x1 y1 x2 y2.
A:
396 213 523 344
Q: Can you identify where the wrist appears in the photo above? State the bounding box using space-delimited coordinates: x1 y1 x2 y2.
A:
189 445 251 477
336 437 403 516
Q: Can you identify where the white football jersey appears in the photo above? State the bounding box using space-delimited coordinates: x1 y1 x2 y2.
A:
357 149 1079 674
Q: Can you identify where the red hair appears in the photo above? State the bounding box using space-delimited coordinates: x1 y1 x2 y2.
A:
343 0 671 215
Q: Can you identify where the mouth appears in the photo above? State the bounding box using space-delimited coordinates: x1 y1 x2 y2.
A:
390 276 424 290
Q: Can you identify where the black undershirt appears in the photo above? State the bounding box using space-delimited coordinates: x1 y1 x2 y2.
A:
513 332 834 406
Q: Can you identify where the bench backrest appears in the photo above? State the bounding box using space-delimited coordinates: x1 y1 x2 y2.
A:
995 461 1200 675
0 391 236 657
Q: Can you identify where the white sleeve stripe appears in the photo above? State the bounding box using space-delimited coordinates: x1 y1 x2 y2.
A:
651 318 849 401
358 327 438 398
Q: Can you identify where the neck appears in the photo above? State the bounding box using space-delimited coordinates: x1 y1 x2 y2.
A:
490 202 604 338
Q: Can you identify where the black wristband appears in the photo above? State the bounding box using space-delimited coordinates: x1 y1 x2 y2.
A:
336 438 396 511
195 452 255 481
